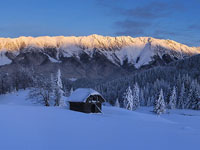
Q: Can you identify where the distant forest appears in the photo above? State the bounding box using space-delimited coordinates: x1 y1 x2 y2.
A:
74 54 200 110
0 54 200 110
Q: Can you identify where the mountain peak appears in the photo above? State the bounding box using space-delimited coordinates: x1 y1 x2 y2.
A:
0 35 198 51
0 35 200 68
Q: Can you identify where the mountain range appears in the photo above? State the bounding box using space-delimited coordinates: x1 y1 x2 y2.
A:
0 35 199 79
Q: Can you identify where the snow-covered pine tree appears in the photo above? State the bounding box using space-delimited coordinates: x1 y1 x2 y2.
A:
70 87 74 96
115 98 120 108
185 88 193 109
169 86 177 109
154 89 166 115
195 85 200 110
189 80 200 110
147 96 153 106
54 69 66 107
139 88 145 106
123 86 133 110
177 83 185 109
193 89 200 110
132 82 140 110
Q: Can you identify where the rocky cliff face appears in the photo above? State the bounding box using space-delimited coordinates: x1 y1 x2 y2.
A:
0 35 199 79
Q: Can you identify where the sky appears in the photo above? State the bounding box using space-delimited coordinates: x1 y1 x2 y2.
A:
0 0 199 46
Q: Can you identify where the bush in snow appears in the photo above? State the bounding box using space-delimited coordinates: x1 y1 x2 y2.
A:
29 74 53 106
154 89 166 115
29 70 66 107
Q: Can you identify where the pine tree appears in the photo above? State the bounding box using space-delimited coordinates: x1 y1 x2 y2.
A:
191 88 200 110
196 98 200 110
115 98 120 108
186 88 193 109
147 96 153 106
169 86 177 109
139 88 145 106
54 69 66 107
70 87 74 96
123 86 133 110
189 81 200 110
195 87 200 110
177 83 185 109
154 89 166 115
132 83 140 110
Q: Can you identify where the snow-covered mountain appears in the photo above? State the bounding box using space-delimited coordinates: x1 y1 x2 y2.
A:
0 35 199 78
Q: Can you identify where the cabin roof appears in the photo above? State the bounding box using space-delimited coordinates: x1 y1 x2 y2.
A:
67 88 104 102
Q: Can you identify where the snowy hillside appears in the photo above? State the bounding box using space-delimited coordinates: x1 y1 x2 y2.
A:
0 50 12 66
0 35 199 68
0 90 200 150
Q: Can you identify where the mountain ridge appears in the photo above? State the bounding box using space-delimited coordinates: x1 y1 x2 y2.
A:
0 35 200 79
0 35 199 68
0 34 199 51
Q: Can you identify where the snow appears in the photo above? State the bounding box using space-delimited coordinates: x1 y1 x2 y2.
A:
67 88 102 102
46 54 61 63
0 51 12 66
69 78 77 82
0 90 40 106
0 90 200 150
0 35 200 68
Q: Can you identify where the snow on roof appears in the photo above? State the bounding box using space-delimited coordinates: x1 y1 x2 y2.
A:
67 88 103 102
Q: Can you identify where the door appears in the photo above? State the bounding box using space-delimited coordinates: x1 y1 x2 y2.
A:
91 104 96 113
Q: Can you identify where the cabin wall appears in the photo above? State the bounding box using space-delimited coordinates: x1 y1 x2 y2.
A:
84 103 101 113
69 102 85 113
69 102 102 113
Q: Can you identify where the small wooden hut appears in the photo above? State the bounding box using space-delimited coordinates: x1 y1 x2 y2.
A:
67 88 105 113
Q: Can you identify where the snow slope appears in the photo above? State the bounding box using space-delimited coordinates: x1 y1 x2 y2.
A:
0 50 12 66
0 91 200 150
0 35 199 68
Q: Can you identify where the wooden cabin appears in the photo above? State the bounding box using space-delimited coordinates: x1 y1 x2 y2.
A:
67 88 105 113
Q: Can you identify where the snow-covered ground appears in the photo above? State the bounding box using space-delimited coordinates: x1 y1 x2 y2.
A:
0 90 200 150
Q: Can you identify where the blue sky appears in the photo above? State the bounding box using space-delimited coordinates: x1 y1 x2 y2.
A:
0 0 199 46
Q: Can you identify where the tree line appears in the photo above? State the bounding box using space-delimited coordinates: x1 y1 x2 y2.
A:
0 54 200 112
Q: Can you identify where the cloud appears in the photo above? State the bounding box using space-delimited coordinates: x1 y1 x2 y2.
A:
114 20 151 36
115 30 144 36
119 1 184 19
115 20 150 29
120 2 169 19
150 29 182 40
153 30 177 37
188 24 200 30
96 0 120 8
98 0 184 19
98 0 184 37
96 0 200 46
